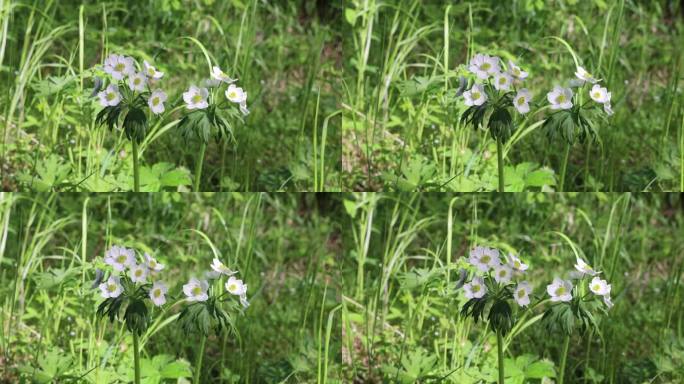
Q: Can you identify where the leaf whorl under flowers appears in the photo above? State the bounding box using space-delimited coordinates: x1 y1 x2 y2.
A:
124 297 150 336
123 105 148 143
543 108 597 145
489 106 514 143
488 298 514 336
95 104 123 132
541 299 602 336
177 298 236 337
178 106 238 144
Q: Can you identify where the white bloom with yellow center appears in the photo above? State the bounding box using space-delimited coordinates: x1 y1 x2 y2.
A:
513 89 532 114
463 276 487 299
493 264 513 284
225 276 247 296
507 252 529 272
211 258 237 276
225 84 247 103
574 257 599 276
104 245 135 271
589 276 611 296
183 85 209 110
128 72 147 92
97 84 122 107
147 90 168 115
104 54 135 80
575 66 599 84
463 84 487 107
589 84 611 104
468 54 500 80
468 246 500 272
143 60 164 79
210 66 237 84
129 264 148 284
183 278 209 302
493 72 513 91
507 60 528 80
547 277 573 302
149 281 168 306
514 281 533 307
144 252 165 272
547 86 573 110
99 276 123 298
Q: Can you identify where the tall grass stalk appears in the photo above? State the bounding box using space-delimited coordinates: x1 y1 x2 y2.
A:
193 142 207 192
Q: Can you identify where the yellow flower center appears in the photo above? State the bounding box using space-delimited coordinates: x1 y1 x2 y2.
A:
593 284 601 291
498 77 506 85
481 255 489 263
229 91 237 99
192 95 202 103
514 260 521 268
472 285 480 293
499 270 506 277
107 284 117 292
192 286 202 295
556 95 566 103
472 91 481 100
517 97 525 105
152 97 160 106
135 269 142 277
134 78 141 85
154 289 161 298
555 286 566 296
513 68 520 76
149 260 156 267
593 92 601 99
115 63 125 72
107 92 116 101
148 67 155 75
481 63 491 71
116 255 126 263
229 284 237 292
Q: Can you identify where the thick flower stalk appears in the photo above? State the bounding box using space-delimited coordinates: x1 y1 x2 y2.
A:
95 53 169 192
460 54 533 192
178 257 250 384
95 245 169 384
459 246 535 384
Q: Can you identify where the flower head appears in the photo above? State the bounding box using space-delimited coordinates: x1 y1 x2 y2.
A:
225 84 247 103
468 54 500 80
547 277 573 302
513 89 532 114
463 276 487 299
104 54 135 80
493 72 513 91
493 264 513 284
547 86 573 110
149 281 168 306
210 66 237 84
148 90 168 115
574 257 599 276
143 60 164 79
589 276 611 296
468 246 500 272
211 258 237 276
97 84 122 107
507 60 528 80
506 252 529 272
463 84 487 107
514 281 533 307
575 66 599 84
589 84 611 104
99 275 123 298
129 264 148 284
183 278 209 302
128 72 146 92
144 252 164 272
104 245 135 271
225 276 247 296
183 85 209 110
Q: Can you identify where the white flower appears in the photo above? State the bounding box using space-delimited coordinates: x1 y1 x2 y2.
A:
183 85 209 110
211 258 237 276
513 89 532 114
603 295 614 309
99 276 123 298
129 264 148 284
507 253 529 272
144 252 164 272
183 278 209 302
128 72 146 92
468 246 500 272
104 54 135 80
604 102 614 116
546 277 573 302
97 84 121 107
225 84 247 103
547 86 573 110
589 276 611 296
574 257 599 276
493 72 513 91
147 90 167 115
589 84 611 104
575 66 599 84
210 66 237 84
104 245 135 271
493 264 513 284
143 60 164 79
463 276 487 299
468 54 500 80
149 281 168 306
239 294 250 308
463 84 487 107
225 276 247 296
507 60 528 79
514 281 533 307
239 102 250 116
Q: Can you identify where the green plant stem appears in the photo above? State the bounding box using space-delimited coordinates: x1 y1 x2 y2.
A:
496 137 505 192
193 142 207 192
559 142 570 192
496 329 505 384
193 334 207 384
132 139 140 192
133 332 141 384
559 334 570 384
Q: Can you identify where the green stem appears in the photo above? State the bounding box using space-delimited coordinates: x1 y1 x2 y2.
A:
193 141 207 192
496 137 505 192
559 142 570 192
559 334 570 384
497 329 505 384
133 332 141 384
132 139 140 192
193 334 207 384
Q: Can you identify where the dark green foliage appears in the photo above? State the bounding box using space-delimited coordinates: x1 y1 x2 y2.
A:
124 298 151 336
122 105 149 143
541 299 603 336
460 294 490 324
489 106 514 143
460 103 489 130
178 106 238 144
95 104 123 133
489 297 514 336
177 299 236 337
543 108 598 145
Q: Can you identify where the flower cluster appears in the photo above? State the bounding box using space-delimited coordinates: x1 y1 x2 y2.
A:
547 66 613 116
545 256 613 308
182 65 249 116
99 245 168 305
464 53 532 115
181 258 249 308
99 54 168 115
